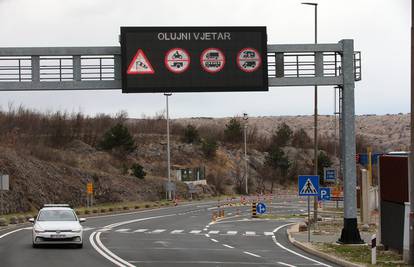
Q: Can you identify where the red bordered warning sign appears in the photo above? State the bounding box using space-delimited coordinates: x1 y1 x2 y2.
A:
127 49 155 75
164 48 190 74
200 48 225 73
237 47 261 73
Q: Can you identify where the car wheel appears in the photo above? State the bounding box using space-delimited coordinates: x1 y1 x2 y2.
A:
32 243 39 248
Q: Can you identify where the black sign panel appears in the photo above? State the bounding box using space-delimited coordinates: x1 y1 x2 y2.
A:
120 27 268 93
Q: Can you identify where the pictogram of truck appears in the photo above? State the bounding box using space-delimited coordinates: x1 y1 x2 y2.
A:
242 61 256 68
206 52 219 59
205 61 221 68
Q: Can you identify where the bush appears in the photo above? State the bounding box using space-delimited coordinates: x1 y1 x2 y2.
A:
0 218 7 226
134 205 140 209
123 206 129 210
100 208 107 213
98 123 136 154
292 128 312 149
131 163 146 179
183 124 199 144
84 209 91 214
145 204 151 208
224 118 243 143
108 207 114 212
201 137 218 159
92 209 98 213
270 122 293 148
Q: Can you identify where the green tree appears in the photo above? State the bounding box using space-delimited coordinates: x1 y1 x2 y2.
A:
98 123 136 154
265 145 291 191
183 124 199 144
224 118 243 143
271 122 293 148
318 151 333 182
292 128 312 149
131 163 146 179
201 137 218 159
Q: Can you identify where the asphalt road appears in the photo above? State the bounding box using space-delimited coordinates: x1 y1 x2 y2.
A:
0 198 339 267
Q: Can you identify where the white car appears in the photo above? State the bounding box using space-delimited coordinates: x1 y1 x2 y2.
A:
30 204 86 248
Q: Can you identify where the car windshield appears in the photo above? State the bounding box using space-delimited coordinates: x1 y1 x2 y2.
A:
37 210 77 221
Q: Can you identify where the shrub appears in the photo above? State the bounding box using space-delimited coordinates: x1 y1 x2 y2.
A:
108 207 114 212
292 128 312 149
0 218 7 226
134 205 140 209
270 122 293 148
131 163 146 179
145 204 151 208
183 124 199 143
98 123 136 154
100 208 107 213
92 209 98 213
224 118 243 143
84 209 91 214
123 206 129 210
201 137 218 159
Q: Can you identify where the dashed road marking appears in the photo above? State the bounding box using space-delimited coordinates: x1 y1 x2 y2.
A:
223 244 234 249
115 229 130 232
171 230 184 234
243 251 261 258
226 231 238 235
278 262 297 267
264 232 274 236
208 230 219 234
210 238 218 243
83 227 95 231
133 229 148 233
245 231 256 236
150 229 166 234
190 230 202 234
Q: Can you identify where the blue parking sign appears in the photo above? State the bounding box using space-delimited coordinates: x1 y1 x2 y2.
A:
298 175 319 196
318 187 331 201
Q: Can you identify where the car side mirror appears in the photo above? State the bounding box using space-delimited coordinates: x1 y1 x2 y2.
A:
79 218 86 223
29 218 35 223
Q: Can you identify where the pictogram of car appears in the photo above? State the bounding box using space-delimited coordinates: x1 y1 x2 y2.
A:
242 51 256 58
135 61 148 69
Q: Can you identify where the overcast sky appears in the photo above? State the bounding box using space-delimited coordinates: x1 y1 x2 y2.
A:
0 0 410 118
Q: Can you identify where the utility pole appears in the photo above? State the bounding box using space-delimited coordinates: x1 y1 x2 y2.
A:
243 113 249 195
302 1 319 224
165 93 172 200
409 0 414 263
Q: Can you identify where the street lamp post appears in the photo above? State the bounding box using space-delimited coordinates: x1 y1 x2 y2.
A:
164 93 172 200
302 1 319 225
243 113 248 195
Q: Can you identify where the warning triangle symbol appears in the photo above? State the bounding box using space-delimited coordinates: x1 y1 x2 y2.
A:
127 49 155 75
300 178 318 194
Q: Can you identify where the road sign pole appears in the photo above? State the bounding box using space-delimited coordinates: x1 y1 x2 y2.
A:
308 196 311 242
165 93 172 200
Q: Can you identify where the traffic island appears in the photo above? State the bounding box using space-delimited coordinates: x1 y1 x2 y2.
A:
287 224 406 267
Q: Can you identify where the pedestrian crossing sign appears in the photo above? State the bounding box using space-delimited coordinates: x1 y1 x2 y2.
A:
298 175 319 196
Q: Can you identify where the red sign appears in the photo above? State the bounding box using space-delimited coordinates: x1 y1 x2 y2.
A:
127 49 155 75
200 48 225 73
237 48 261 72
164 48 190 74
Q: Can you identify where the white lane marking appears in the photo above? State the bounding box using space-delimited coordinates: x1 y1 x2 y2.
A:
203 228 208 231
150 229 166 234
83 227 95 231
245 231 256 236
226 231 238 235
171 230 184 234
205 234 210 237
210 238 218 243
0 228 25 239
223 244 234 249
278 261 297 267
272 223 332 267
133 229 148 233
89 232 129 267
190 230 202 234
243 251 261 258
98 228 111 232
91 213 177 267
95 232 136 267
115 229 130 232
208 230 219 234
23 227 33 230
264 231 274 236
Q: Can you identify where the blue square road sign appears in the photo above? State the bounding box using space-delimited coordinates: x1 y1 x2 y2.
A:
318 187 331 201
298 175 319 196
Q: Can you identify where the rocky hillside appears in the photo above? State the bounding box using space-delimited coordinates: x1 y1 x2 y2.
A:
176 114 410 152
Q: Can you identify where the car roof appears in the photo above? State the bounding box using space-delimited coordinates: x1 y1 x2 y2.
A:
40 207 74 211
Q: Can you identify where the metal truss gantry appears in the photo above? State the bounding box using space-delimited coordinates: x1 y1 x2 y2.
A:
0 39 363 243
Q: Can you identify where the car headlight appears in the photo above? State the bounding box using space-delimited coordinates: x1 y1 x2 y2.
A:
72 229 82 233
34 228 45 233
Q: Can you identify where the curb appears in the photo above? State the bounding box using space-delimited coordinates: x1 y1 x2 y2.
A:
287 224 365 267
